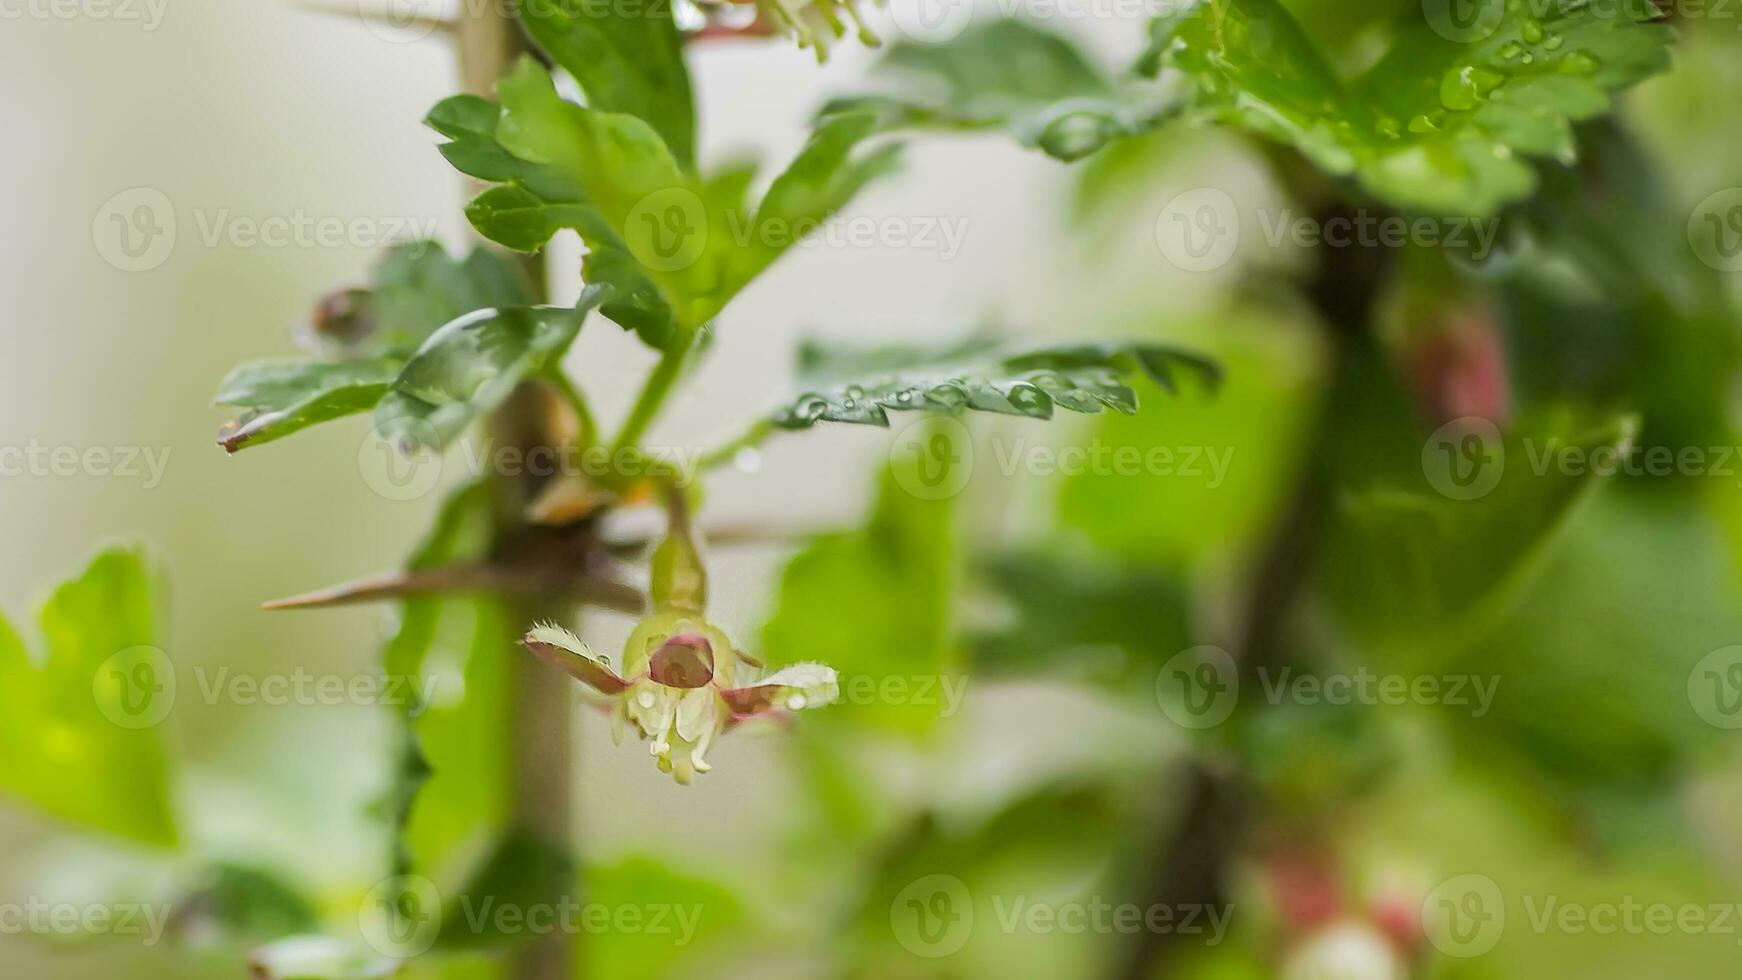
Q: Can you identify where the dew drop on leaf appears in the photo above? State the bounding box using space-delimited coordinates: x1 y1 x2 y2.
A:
1439 66 1504 112
1037 110 1118 163
1521 19 1545 43
1560 51 1600 75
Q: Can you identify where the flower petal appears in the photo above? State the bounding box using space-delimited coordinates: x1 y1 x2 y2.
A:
648 634 716 689
522 624 631 695
720 662 840 717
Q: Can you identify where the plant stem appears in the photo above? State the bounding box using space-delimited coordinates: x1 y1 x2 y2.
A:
1118 195 1389 979
611 334 692 455
455 9 577 980
698 418 775 472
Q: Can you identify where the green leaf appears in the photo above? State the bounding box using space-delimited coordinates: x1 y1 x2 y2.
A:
431 62 903 343
969 550 1191 690
1156 0 1672 215
385 483 511 882
770 337 1220 429
584 857 747 979
1432 491 1742 794
518 0 696 168
175 863 321 945
374 292 604 451
371 244 536 351
1322 413 1637 646
728 111 906 288
214 357 401 453
762 447 961 734
824 20 1178 163
0 548 177 846
435 831 574 952
214 242 535 452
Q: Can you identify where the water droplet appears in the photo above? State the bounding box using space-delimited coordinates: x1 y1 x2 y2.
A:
926 384 967 409
1408 114 1439 134
793 394 829 422
1037 111 1117 162
786 694 807 711
1499 41 1523 60
732 447 761 473
1521 19 1544 43
1521 52 1535 64
1005 384 1052 418
1560 50 1600 75
1439 65 1505 112
1543 33 1563 50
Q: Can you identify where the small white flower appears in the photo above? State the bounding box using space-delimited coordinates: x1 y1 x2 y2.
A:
522 618 838 784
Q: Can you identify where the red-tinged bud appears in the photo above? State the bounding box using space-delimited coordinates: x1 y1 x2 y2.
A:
308 287 376 348
1403 302 1512 430
1369 887 1424 957
1267 851 1345 934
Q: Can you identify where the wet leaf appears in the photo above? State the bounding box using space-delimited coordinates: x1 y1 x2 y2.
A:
770 337 1220 430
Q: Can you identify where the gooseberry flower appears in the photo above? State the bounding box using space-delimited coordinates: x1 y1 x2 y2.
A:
715 0 880 61
523 620 837 783
520 500 837 783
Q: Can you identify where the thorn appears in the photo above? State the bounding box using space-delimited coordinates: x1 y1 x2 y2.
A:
288 0 459 38
263 564 647 615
